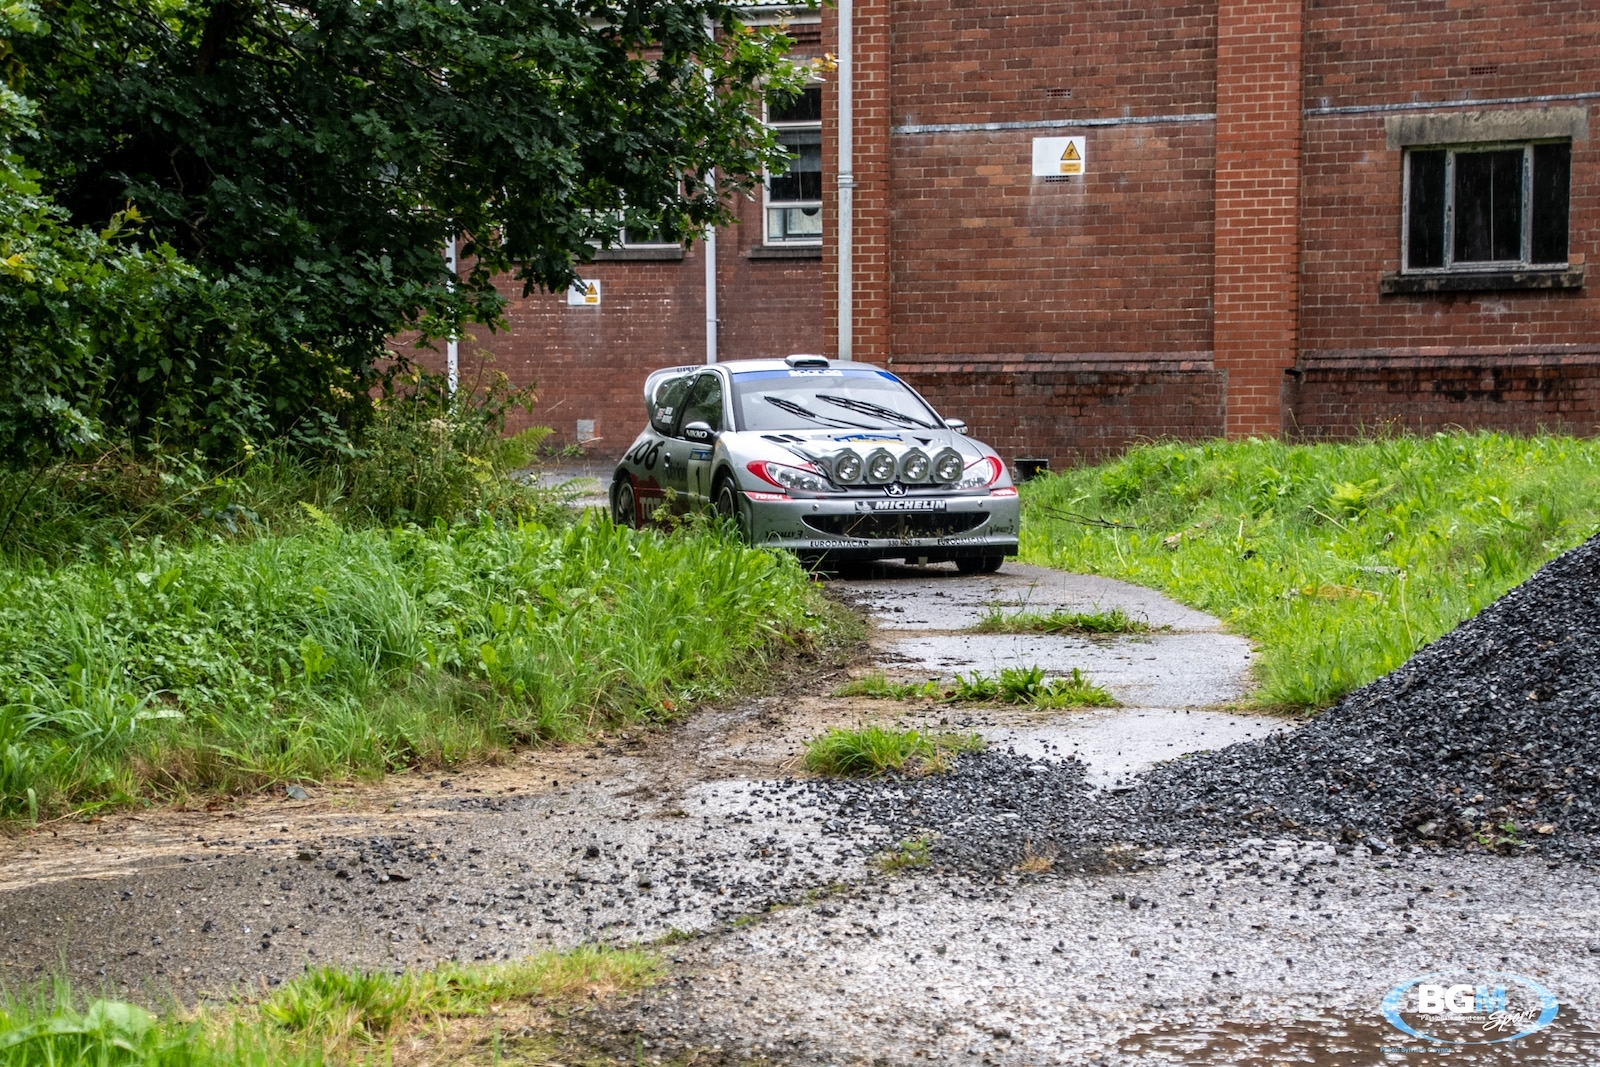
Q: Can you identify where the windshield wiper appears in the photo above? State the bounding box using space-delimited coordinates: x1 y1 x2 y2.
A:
761 395 876 430
816 393 936 429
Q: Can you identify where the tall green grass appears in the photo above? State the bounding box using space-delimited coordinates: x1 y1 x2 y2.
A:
1020 432 1600 708
0 516 820 817
0 985 323 1067
0 947 655 1066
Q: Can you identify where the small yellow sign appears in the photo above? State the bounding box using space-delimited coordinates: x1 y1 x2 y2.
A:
1059 141 1083 174
567 280 602 306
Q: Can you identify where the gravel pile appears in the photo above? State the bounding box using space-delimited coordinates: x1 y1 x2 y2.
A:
1127 531 1600 858
806 533 1600 871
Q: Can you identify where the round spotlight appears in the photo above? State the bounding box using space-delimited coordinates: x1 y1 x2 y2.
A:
900 448 930 482
933 449 965 483
833 450 864 484
865 448 897 484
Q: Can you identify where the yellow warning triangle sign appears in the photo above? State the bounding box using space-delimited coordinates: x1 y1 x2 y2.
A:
1061 142 1081 162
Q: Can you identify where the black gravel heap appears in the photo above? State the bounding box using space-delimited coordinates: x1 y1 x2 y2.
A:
1124 531 1600 858
809 532 1600 872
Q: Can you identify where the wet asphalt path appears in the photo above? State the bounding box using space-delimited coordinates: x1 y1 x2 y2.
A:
3 562 1599 1064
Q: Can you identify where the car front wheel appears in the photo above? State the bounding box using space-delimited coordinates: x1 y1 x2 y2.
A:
612 477 637 528
956 555 1003 575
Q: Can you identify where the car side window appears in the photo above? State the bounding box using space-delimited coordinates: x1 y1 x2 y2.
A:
677 373 725 434
650 376 691 435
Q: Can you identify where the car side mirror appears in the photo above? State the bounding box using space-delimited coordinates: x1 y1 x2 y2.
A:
945 418 968 435
682 421 717 443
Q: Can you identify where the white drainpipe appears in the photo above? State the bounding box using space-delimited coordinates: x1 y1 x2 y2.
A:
836 0 853 361
443 237 460 393
705 193 719 364
704 16 719 365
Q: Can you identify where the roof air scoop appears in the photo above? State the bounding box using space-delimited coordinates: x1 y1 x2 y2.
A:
785 354 830 368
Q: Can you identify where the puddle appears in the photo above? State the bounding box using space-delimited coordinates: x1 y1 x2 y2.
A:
977 708 1289 788
1120 1008 1600 1065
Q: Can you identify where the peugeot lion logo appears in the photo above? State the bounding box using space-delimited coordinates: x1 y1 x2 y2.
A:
884 482 907 497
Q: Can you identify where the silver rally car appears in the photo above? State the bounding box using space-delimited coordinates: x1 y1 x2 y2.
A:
609 355 1020 572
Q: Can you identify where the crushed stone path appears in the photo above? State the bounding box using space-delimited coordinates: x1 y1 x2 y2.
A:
4 560 1599 1064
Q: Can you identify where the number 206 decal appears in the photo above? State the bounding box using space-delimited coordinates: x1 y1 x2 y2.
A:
627 440 663 470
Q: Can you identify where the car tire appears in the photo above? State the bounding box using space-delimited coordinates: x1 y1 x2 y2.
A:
713 476 748 542
956 555 1003 575
612 477 637 528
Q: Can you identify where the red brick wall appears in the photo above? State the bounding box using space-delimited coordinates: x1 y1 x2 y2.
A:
897 355 1225 467
855 0 1218 362
888 0 1215 124
1301 0 1597 114
1286 347 1600 438
1296 1 1600 438
822 0 893 363
887 125 1216 359
1212 0 1302 437
823 0 1224 463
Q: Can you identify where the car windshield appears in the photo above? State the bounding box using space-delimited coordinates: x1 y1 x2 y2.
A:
729 369 942 431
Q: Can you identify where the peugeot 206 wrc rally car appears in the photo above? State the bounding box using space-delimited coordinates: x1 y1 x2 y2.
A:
609 355 1020 572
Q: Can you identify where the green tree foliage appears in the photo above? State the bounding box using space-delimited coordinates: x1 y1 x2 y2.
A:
0 2 272 463
0 0 807 460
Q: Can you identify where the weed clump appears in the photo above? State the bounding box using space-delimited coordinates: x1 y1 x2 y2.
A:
877 834 933 872
832 673 942 700
952 665 1116 708
802 726 984 777
834 666 1115 709
971 607 1150 635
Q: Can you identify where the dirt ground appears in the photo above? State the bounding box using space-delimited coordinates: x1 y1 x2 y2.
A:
3 562 1598 1065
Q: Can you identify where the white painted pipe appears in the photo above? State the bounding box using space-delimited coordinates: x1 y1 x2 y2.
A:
443 237 460 394
704 16 719 365
836 0 853 361
705 185 719 365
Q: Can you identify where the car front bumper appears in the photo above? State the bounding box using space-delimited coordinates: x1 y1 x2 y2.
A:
743 490 1020 561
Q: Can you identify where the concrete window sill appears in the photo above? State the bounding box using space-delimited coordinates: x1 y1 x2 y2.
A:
589 246 685 262
747 245 822 260
1380 266 1584 295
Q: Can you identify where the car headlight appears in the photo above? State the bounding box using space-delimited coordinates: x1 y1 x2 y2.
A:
933 449 965 484
833 450 864 484
746 460 829 494
900 448 930 482
865 448 896 484
955 456 1004 490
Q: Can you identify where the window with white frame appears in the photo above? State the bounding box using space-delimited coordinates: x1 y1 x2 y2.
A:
584 206 679 252
619 215 678 248
1403 142 1571 272
765 85 822 244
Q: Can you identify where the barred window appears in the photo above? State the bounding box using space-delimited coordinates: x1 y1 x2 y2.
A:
1404 142 1571 272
